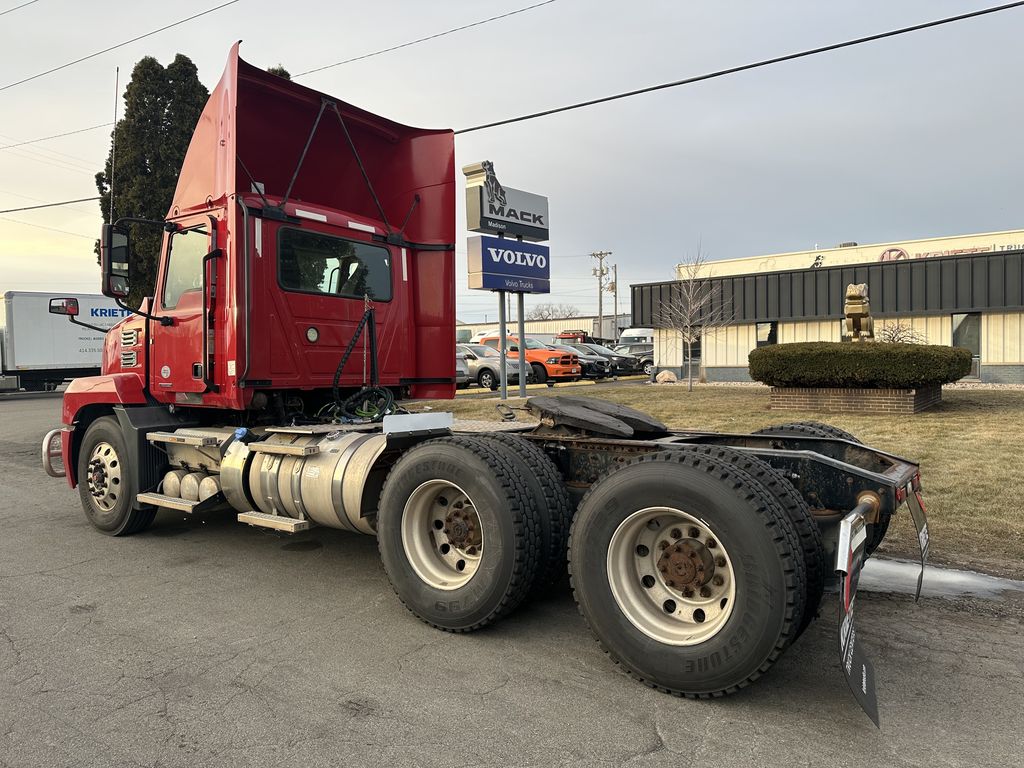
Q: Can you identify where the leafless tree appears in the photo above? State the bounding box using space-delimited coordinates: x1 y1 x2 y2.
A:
655 251 733 391
526 303 581 321
877 322 928 344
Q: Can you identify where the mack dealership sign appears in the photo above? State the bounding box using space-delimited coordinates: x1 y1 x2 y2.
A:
463 161 551 294
467 235 551 294
463 161 550 242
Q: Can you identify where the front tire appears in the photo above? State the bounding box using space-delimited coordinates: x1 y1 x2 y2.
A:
569 449 806 697
642 361 654 377
77 416 155 536
531 363 548 384
377 437 542 632
478 368 497 391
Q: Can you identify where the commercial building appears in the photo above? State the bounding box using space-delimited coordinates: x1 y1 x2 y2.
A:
456 313 631 343
631 229 1024 384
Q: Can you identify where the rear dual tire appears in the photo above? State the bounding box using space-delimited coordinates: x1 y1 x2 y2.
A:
569 448 807 697
377 436 545 632
754 421 888 553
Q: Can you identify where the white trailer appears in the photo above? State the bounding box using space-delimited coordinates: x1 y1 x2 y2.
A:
0 291 130 391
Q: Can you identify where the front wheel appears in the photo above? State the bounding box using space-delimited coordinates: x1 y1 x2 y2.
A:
642 361 654 377
531 363 548 384
569 450 806 697
77 416 155 536
478 368 497 391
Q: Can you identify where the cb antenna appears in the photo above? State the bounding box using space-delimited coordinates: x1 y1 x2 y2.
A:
109 66 119 221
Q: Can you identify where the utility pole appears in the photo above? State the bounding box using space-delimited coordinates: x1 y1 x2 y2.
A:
591 251 611 340
610 264 619 339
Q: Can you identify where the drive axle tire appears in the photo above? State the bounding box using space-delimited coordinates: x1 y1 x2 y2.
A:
569 449 806 697
754 420 859 444
472 433 573 591
77 416 155 536
755 422 889 553
689 446 824 640
377 437 541 632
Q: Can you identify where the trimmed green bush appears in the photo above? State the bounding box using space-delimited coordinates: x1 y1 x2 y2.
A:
748 342 972 389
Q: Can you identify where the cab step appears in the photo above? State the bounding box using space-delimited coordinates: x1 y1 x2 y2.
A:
237 511 311 533
136 491 225 513
146 431 221 447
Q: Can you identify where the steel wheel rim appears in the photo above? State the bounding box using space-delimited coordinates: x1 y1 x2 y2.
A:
402 480 483 590
86 441 123 512
607 507 736 645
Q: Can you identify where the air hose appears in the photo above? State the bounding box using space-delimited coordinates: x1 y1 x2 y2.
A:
330 304 395 421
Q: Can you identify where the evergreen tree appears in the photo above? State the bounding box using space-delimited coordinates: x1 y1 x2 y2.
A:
267 65 291 80
95 54 209 307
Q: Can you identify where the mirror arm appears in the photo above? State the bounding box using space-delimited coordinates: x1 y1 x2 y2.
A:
113 216 177 233
67 316 109 334
116 298 174 326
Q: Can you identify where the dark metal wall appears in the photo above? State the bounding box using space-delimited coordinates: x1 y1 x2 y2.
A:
632 250 1024 326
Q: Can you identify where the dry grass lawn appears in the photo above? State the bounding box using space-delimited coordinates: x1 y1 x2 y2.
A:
428 384 1024 577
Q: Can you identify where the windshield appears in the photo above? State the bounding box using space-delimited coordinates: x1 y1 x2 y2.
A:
550 344 582 354
586 343 618 356
523 338 549 350
467 344 499 358
619 336 649 344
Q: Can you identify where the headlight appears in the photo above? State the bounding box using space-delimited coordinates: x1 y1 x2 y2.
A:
546 357 559 364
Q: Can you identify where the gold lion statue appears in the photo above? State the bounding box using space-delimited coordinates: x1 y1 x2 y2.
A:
843 283 874 342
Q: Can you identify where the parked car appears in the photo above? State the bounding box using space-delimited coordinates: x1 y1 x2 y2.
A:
549 343 611 379
477 335 579 385
455 352 471 389
456 343 526 390
569 342 640 374
613 343 654 377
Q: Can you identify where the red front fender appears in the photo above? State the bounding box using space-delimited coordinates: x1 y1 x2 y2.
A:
60 373 147 488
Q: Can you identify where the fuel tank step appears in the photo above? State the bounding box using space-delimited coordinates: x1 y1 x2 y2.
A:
136 491 225 514
237 511 312 533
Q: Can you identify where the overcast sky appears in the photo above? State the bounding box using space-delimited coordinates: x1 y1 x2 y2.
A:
1 0 1022 322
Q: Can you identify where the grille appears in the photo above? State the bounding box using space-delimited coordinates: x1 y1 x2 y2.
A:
120 328 139 347
559 355 577 366
120 350 138 368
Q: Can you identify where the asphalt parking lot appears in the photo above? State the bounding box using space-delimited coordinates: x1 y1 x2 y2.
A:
2 396 1022 767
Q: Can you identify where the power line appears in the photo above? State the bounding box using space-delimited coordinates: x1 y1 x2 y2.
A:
0 197 100 214
0 0 242 92
0 123 112 151
0 0 40 17
0 216 93 239
456 0 1024 134
294 0 559 77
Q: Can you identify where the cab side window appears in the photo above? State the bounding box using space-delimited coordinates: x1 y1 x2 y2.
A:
162 225 209 309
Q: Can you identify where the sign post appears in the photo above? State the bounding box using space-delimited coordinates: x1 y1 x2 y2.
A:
463 161 550 400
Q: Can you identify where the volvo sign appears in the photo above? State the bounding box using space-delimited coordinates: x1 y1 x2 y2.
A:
463 161 549 242
467 235 551 294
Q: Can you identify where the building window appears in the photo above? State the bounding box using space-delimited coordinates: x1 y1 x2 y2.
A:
951 313 981 356
756 321 778 347
278 228 392 301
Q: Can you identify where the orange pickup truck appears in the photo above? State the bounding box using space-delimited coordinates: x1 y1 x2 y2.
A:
477 335 580 385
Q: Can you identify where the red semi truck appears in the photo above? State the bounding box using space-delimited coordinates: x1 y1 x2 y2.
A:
43 45 928 722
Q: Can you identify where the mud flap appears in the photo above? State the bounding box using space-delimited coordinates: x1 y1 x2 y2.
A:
904 485 930 601
836 510 880 727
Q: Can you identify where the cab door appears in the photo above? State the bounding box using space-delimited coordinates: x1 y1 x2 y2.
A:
150 214 219 398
